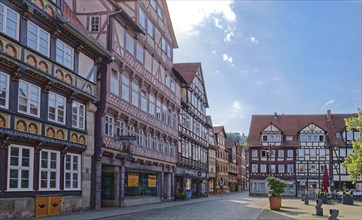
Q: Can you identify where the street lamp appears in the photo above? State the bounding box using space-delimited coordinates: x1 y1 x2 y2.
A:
267 144 272 176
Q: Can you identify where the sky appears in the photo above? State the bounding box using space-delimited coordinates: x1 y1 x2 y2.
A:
167 0 362 136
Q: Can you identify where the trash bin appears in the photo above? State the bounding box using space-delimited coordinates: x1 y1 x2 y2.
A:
186 189 193 200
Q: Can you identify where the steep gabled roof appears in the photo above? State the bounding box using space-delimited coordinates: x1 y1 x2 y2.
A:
225 139 236 149
162 1 178 49
173 62 209 107
328 113 357 146
173 63 201 85
213 125 227 138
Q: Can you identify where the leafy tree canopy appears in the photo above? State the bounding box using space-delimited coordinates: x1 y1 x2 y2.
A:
342 110 362 183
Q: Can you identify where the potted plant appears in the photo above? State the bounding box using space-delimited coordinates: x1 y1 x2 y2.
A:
174 191 186 201
266 177 288 211
342 191 353 205
317 191 328 204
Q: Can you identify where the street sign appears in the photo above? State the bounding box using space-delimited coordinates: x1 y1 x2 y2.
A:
117 135 137 141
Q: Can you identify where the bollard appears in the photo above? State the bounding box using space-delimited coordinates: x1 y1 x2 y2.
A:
304 194 309 205
328 209 339 220
315 199 323 216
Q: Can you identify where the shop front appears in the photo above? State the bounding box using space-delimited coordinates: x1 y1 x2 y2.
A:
175 168 208 198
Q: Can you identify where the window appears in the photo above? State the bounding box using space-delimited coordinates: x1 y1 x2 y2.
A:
287 150 293 158
298 149 304 157
40 150 60 190
319 148 326 157
39 150 60 190
56 40 73 69
105 115 113 136
340 166 347 174
116 120 125 137
278 150 284 158
138 130 144 146
139 9 146 29
156 99 161 119
127 125 134 135
347 148 353 155
72 102 85 129
261 150 266 157
90 16 100 32
141 90 147 112
271 164 276 173
8 145 34 191
161 37 167 53
310 149 316 157
298 163 306 173
0 3 19 39
121 75 129 102
253 181 265 192
252 150 258 158
0 72 10 109
147 19 154 37
287 164 294 173
278 164 285 173
110 69 119 95
136 43 144 63
27 22 50 57
18 80 41 117
346 132 353 141
252 164 258 173
126 33 134 55
340 148 346 157
48 92 66 124
64 153 81 190
131 81 139 107
260 164 266 173
150 0 156 9
157 7 164 20
286 136 293 141
149 94 155 116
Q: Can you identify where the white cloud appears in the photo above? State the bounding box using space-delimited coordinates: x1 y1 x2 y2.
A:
249 37 259 45
223 54 233 63
167 0 236 34
324 99 335 106
224 32 233 42
214 18 223 29
212 50 216 54
232 101 241 113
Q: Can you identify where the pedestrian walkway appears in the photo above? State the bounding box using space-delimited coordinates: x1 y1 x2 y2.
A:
255 197 362 220
40 194 222 220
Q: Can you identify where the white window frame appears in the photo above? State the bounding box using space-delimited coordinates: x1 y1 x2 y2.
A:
116 120 125 137
48 92 66 125
7 145 34 191
136 43 144 64
64 153 81 190
121 75 129 102
252 164 258 173
141 90 147 112
0 3 19 40
39 149 60 190
298 149 304 157
89 16 100 32
18 80 41 117
287 164 294 173
105 115 113 136
110 68 119 95
319 148 326 157
287 150 293 158
260 164 266 173
27 21 50 57
125 32 134 55
252 150 258 158
56 40 74 70
147 19 154 38
278 150 284 158
72 101 85 130
278 164 285 173
0 71 10 109
149 94 155 116
138 8 146 29
310 148 316 157
131 81 139 107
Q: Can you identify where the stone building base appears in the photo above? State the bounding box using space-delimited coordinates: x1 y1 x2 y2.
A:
124 197 161 206
0 198 34 219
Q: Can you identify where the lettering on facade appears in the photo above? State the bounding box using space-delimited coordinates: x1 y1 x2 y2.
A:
0 128 86 149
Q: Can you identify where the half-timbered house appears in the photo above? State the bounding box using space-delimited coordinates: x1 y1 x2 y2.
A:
214 125 229 193
226 140 238 192
67 0 180 208
173 62 209 197
0 0 111 217
206 115 217 194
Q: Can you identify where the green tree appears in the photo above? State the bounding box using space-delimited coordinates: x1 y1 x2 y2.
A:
342 110 362 182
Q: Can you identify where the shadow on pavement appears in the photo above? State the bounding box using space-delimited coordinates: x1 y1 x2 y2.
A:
256 209 294 220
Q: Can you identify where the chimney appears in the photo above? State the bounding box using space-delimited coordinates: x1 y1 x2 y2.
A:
327 109 331 122
274 112 278 119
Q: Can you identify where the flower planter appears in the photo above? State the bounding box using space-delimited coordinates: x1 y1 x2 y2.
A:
317 195 328 204
269 196 282 211
342 196 353 205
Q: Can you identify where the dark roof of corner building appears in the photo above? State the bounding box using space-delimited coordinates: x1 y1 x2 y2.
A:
213 126 227 138
225 139 236 149
248 113 357 147
173 62 201 85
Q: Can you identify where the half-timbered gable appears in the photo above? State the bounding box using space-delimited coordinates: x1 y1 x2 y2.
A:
260 124 282 147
